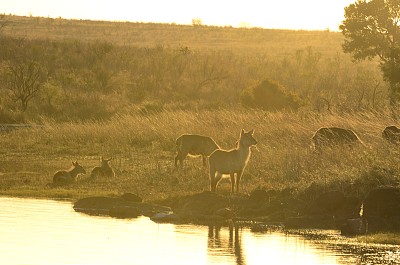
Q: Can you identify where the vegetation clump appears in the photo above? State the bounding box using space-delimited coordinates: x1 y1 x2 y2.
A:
241 79 302 111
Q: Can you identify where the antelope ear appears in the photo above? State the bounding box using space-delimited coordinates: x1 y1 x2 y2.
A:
250 129 255 135
241 129 245 135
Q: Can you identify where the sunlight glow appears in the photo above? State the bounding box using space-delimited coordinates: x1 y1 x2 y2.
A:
1 0 356 31
1 197 357 265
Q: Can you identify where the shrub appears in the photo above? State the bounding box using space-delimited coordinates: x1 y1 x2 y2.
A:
240 78 302 111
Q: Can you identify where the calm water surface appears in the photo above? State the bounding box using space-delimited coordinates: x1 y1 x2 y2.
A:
0 197 395 265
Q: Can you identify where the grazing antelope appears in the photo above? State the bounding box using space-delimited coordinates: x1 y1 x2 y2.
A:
175 134 220 168
91 157 115 178
209 129 257 193
382 125 400 144
53 161 86 184
312 127 363 151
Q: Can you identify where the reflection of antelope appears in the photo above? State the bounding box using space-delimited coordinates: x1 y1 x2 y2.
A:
312 127 363 151
209 129 257 193
175 134 220 168
91 157 115 178
208 224 244 265
53 161 86 184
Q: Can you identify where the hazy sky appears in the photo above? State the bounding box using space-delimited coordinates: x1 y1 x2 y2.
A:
1 0 355 31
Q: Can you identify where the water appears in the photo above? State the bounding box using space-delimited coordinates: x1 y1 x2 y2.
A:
0 197 396 265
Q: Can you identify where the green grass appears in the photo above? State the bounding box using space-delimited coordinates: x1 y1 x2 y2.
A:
0 108 398 202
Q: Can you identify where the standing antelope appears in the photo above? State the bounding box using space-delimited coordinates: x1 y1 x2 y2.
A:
91 157 115 178
209 129 257 193
53 161 86 184
312 127 363 151
175 134 220 168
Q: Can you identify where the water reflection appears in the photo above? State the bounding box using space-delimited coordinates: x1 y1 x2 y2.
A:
0 197 398 265
206 224 343 265
207 224 245 265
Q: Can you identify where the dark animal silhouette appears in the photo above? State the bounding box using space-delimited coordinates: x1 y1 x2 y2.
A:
175 134 220 168
382 125 400 144
91 157 115 178
53 161 86 184
312 127 363 150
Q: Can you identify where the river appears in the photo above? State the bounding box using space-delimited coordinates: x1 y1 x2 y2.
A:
0 197 398 265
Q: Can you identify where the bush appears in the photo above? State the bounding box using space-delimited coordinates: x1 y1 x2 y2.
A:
240 79 302 111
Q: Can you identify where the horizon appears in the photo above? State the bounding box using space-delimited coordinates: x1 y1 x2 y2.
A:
0 0 355 31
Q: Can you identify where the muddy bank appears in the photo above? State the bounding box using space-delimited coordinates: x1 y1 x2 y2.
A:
158 189 360 228
74 186 400 235
73 193 172 219
73 188 361 229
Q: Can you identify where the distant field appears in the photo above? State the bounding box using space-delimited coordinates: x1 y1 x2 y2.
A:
0 14 387 123
3 15 344 56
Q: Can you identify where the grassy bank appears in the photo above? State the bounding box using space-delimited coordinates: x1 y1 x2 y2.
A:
1 108 400 246
356 232 400 245
0 108 398 202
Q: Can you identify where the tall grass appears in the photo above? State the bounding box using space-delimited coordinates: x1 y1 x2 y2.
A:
0 108 399 200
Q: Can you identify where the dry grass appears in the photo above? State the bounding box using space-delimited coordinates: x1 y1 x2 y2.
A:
3 15 343 55
356 232 400 245
0 108 399 201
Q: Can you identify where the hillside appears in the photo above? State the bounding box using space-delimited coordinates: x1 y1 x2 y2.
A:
0 15 385 122
3 15 344 56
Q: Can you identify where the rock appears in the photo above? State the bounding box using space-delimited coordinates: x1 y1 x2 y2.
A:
363 186 400 218
179 191 229 215
73 196 122 215
307 190 346 214
214 207 234 219
340 218 365 236
109 206 140 218
73 196 171 218
249 189 269 203
285 215 336 229
121 193 143 202
151 212 180 223
179 213 226 225
362 186 400 232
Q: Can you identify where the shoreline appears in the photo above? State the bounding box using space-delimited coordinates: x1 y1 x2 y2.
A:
2 193 400 247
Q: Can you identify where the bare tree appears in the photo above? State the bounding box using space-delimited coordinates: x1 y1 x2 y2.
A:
5 61 47 112
195 57 229 91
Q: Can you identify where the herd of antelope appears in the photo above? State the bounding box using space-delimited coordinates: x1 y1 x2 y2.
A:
53 156 115 185
53 125 400 192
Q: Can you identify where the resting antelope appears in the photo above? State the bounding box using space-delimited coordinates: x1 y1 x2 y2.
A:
91 157 115 178
175 134 220 168
382 125 400 144
209 129 257 193
312 127 363 151
53 161 86 184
